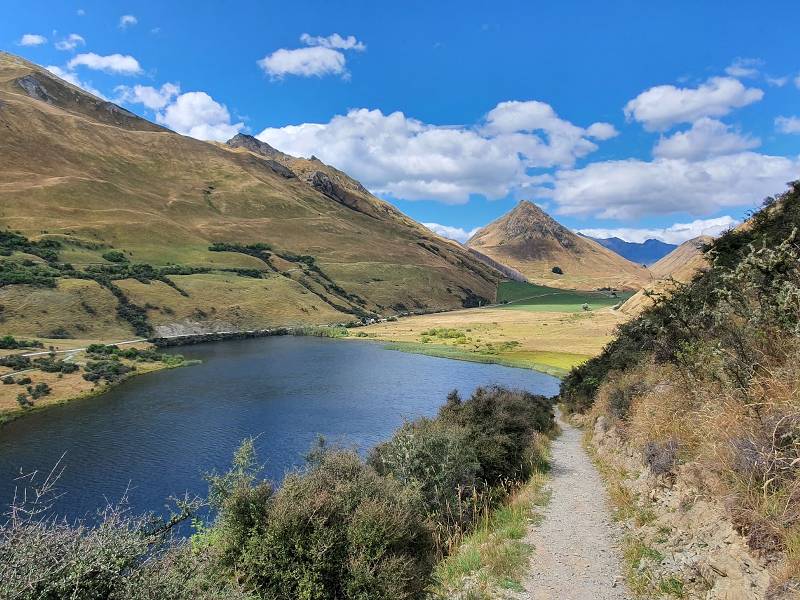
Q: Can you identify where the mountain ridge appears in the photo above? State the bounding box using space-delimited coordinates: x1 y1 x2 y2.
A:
589 236 677 266
0 51 501 339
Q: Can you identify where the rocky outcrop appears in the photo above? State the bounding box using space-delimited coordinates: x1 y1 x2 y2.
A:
587 417 775 599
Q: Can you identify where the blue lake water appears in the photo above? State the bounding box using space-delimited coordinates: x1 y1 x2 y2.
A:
0 336 559 520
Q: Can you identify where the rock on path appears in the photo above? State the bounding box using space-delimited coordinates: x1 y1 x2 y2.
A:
518 416 631 599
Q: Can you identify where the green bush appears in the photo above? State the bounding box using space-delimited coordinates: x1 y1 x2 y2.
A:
102 250 128 263
83 360 134 384
0 335 42 349
369 418 480 532
438 386 554 486
0 354 32 371
211 446 435 600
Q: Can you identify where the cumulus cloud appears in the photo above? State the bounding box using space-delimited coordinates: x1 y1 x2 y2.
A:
422 222 481 243
725 57 762 79
55 33 85 51
115 82 180 110
119 14 137 28
19 33 47 46
258 32 364 79
68 52 142 75
299 33 365 51
578 215 739 245
45 65 105 99
776 116 800 134
549 152 800 219
258 47 346 79
653 118 759 161
257 101 611 204
156 91 243 141
624 77 763 131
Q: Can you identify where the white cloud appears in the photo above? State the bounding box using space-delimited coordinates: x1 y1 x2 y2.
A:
19 34 47 46
725 57 762 79
258 46 346 79
653 118 759 161
624 77 763 131
258 32 365 79
45 65 106 99
795 75 800 89
119 14 138 28
68 52 142 75
54 33 85 51
300 33 365 51
549 152 800 219
765 75 788 87
77 8 85 16
257 102 611 204
586 122 619 140
156 91 243 141
115 82 180 110
422 222 481 243
776 116 800 134
578 215 739 245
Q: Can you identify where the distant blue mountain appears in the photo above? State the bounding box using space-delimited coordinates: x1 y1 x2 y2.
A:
589 237 677 266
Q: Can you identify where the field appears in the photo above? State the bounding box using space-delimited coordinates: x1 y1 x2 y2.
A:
497 281 631 313
357 292 628 377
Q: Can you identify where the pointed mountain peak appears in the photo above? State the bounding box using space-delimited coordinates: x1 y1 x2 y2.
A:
225 133 288 160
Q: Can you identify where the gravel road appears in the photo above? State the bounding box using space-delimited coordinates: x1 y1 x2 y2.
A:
518 416 631 599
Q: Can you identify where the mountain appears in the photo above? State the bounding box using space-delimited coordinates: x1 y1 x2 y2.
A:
648 235 712 281
467 201 649 291
0 51 501 339
589 237 676 266
620 236 712 315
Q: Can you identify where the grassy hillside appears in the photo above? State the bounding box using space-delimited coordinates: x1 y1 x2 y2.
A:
561 182 800 594
0 51 501 339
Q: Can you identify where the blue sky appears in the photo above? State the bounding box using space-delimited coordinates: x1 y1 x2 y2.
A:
4 0 800 243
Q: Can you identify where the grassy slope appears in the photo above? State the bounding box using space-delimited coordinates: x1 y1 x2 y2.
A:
497 281 631 313
0 51 500 339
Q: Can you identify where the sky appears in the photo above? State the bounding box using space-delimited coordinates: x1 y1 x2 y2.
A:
3 0 800 244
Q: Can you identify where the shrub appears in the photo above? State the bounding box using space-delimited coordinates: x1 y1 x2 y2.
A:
0 354 31 371
33 357 78 373
83 360 134 384
551 266 563 275
16 376 32 385
1 376 13 385
213 446 435 599
102 250 128 263
438 387 554 486
369 418 480 533
0 335 42 349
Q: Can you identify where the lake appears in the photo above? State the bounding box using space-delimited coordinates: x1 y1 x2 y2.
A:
0 336 559 521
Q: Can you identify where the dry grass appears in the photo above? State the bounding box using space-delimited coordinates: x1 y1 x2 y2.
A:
588 340 800 591
358 306 626 375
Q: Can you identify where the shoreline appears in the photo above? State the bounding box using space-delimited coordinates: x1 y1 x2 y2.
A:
0 317 572 426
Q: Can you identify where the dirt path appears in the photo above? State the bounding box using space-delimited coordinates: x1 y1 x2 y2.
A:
518 416 630 599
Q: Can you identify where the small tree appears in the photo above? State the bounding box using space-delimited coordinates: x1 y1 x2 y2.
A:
582 303 591 311
552 266 563 275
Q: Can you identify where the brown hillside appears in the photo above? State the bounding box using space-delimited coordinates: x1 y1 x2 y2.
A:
621 236 712 315
0 51 501 338
467 201 649 291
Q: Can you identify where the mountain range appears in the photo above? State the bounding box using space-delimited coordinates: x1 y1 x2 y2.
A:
589 237 677 266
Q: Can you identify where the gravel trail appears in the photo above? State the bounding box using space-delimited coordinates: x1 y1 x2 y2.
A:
518 416 631 599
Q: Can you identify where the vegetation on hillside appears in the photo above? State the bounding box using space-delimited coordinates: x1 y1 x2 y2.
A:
0 386 554 599
560 182 800 592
